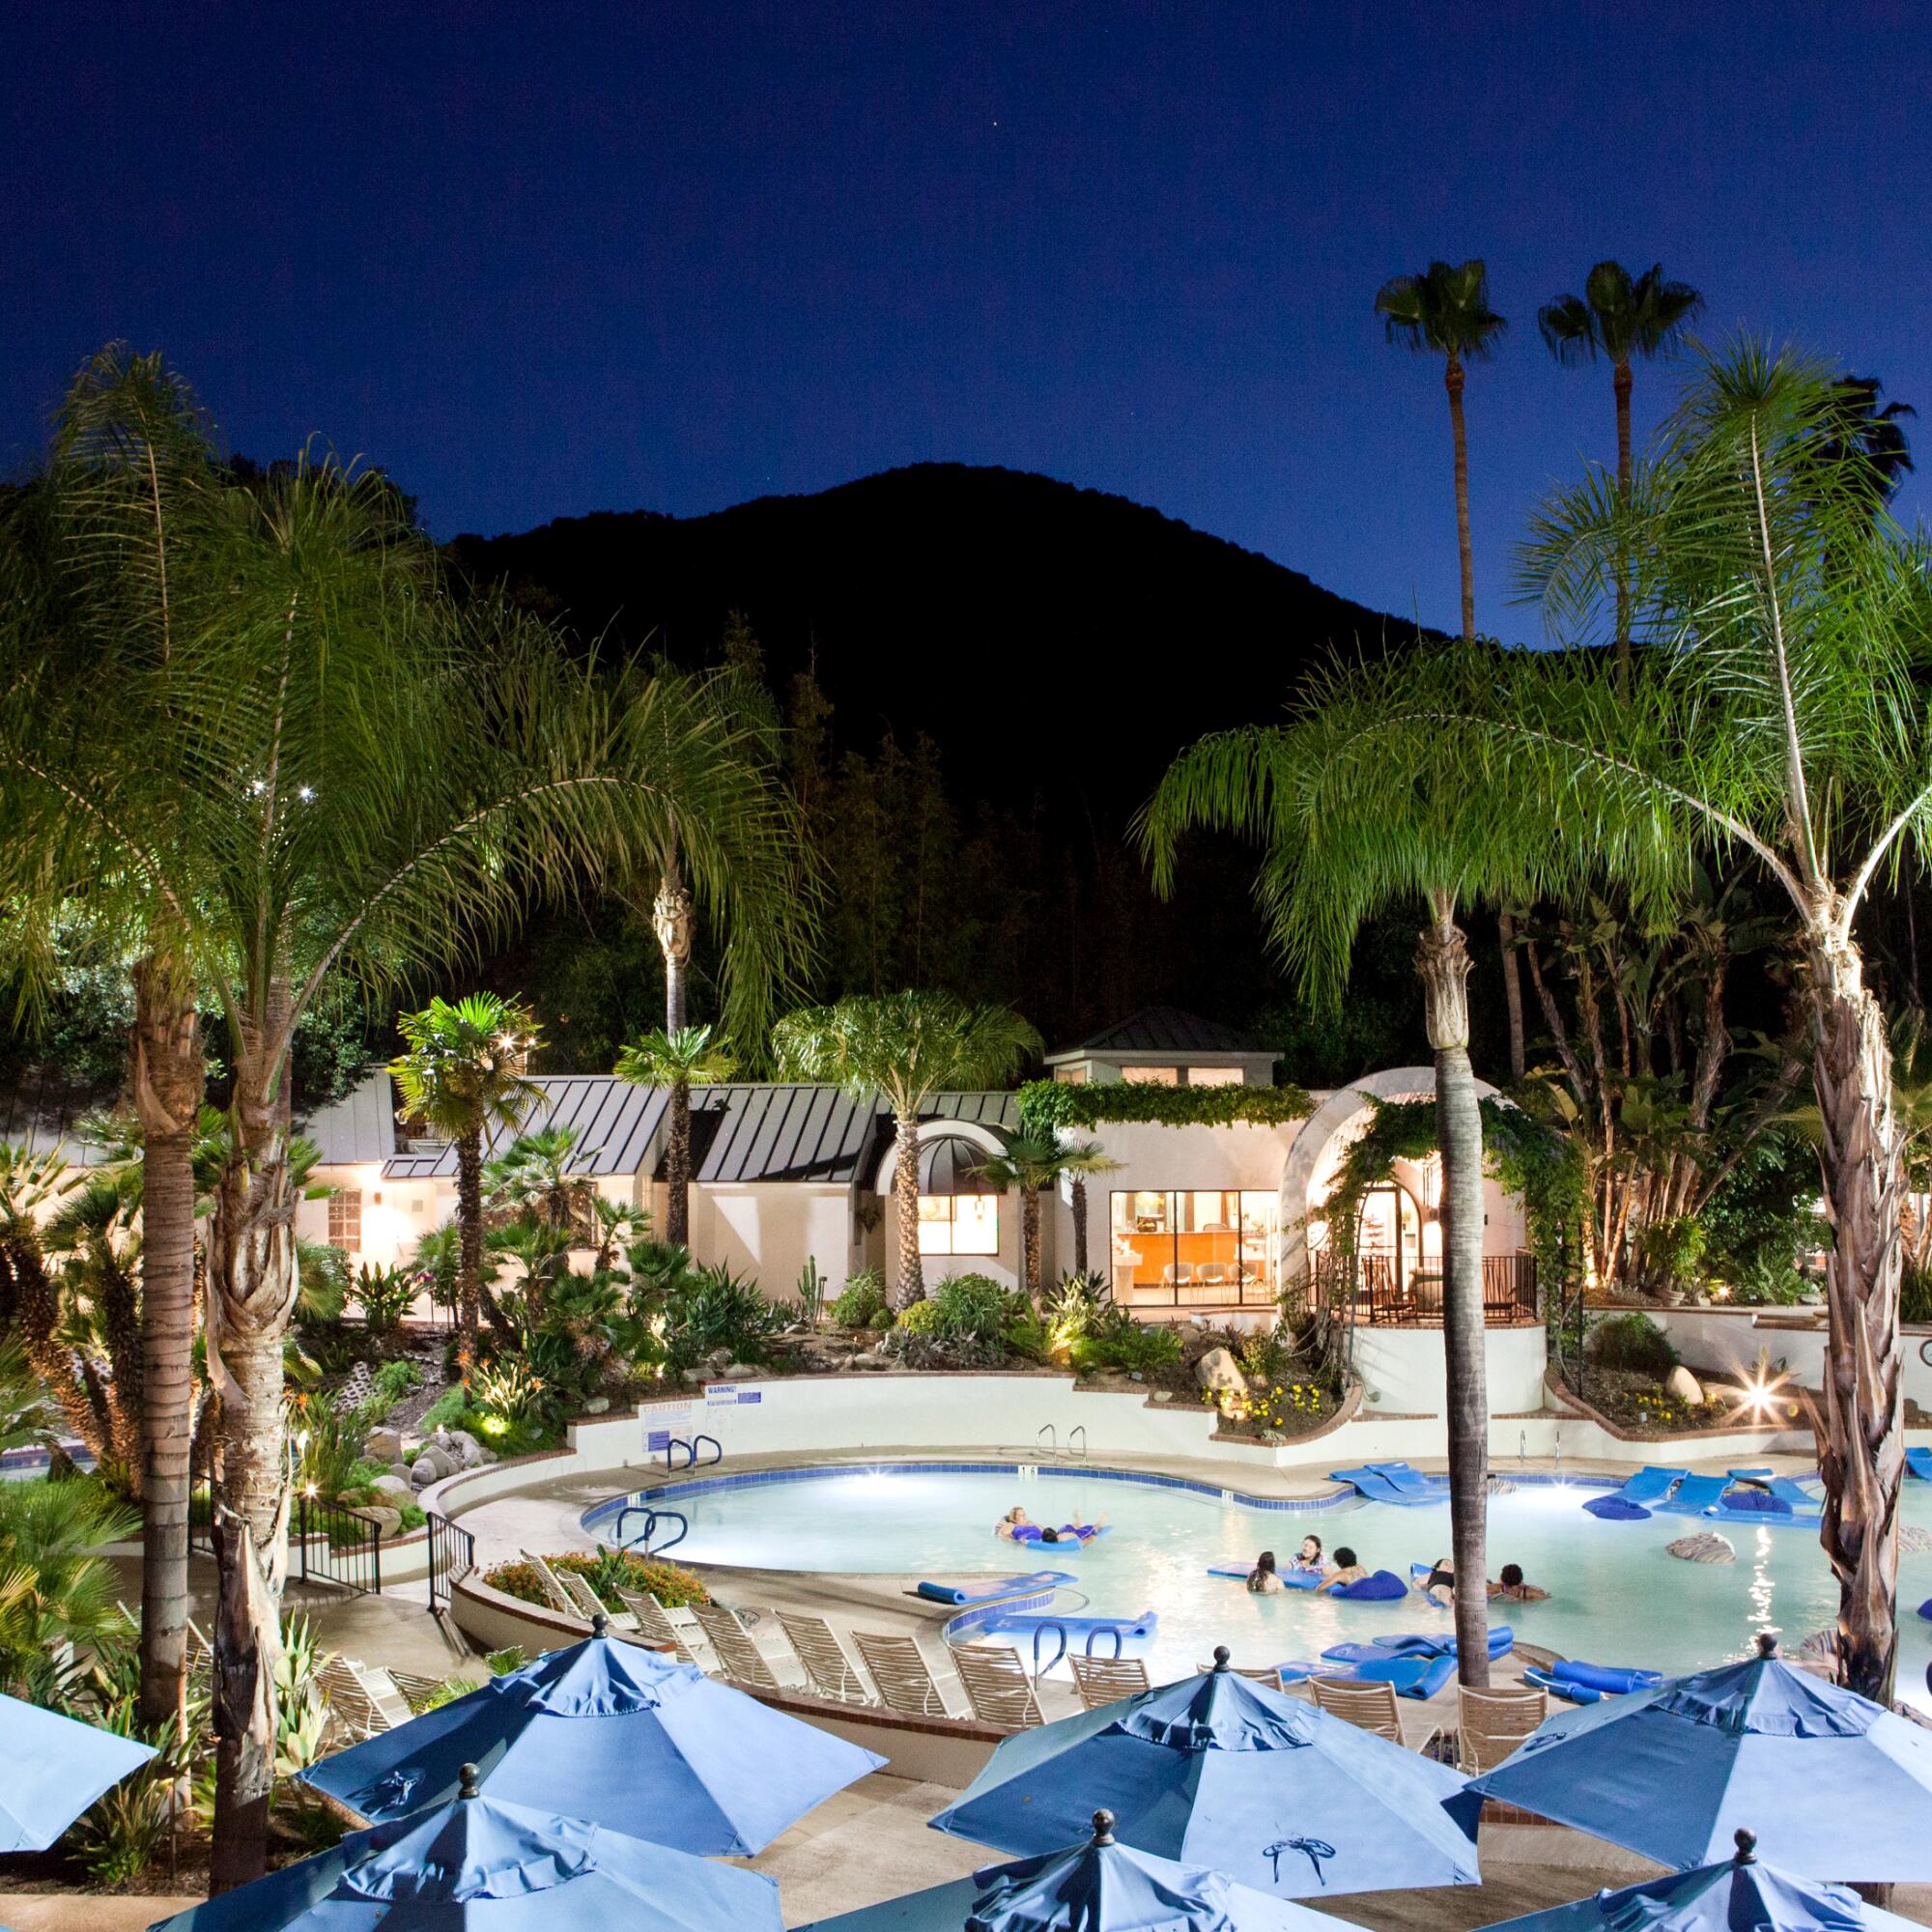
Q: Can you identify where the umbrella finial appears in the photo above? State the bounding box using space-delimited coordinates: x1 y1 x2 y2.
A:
1734 1828 1757 1864
1092 1808 1117 1846
592 1611 611 1638
1754 1632 1778 1659
458 1762 481 1800
1212 1645 1232 1672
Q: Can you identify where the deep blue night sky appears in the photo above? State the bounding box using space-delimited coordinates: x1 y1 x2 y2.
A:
7 3 1928 639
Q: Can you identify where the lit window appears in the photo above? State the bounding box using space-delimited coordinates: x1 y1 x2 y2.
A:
1053 1064 1089 1085
328 1189 362 1253
1184 1065 1242 1087
1120 1065 1179 1086
918 1194 1000 1256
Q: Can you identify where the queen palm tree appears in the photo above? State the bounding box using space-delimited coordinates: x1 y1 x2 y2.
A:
1375 260 1506 640
773 994 1041 1305
614 1025 734 1248
975 1134 1118 1300
0 348 213 1732
392 996 542 1379
1538 261 1702 668
1140 647 1578 1688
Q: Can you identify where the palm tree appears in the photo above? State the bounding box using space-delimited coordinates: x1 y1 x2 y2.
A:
0 1475 140 1703
976 1134 1118 1300
1375 260 1507 640
483 1123 588 1233
1404 341 1932 1702
392 996 543 1379
0 348 213 1732
614 1024 735 1248
1140 650 1573 1688
1819 375 1915 519
1538 261 1702 668
773 994 1041 1305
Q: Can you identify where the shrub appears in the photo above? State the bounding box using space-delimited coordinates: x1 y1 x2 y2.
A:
350 1262 415 1333
1636 1215 1708 1294
660 1262 784 1371
929 1273 1011 1344
1072 1320 1181 1377
1587 1311 1678 1377
469 1359 555 1427
1040 1271 1108 1346
895 1298 942 1336
1018 1077 1311 1134
1905 1266 1932 1326
483 1549 709 1613
831 1268 890 1330
373 1359 423 1402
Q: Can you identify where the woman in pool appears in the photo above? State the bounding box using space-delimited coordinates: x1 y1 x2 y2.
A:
1318 1546 1369 1593
1290 1534 1326 1574
995 1507 1037 1541
1246 1550 1284 1594
1488 1563 1548 1602
1421 1556 1456 1606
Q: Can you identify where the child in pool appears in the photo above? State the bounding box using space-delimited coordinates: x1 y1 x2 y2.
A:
1038 1513 1109 1546
1488 1563 1548 1602
1319 1546 1369 1593
1246 1550 1284 1594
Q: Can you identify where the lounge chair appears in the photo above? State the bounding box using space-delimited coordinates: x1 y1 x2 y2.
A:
1456 1682 1547 1773
613 1587 707 1665
852 1630 957 1719
317 1656 412 1743
1068 1653 1150 1709
518 1549 581 1617
775 1610 875 1704
952 1644 1045 1730
1311 1674 1442 1754
1199 1660 1285 1690
689 1603 794 1690
554 1569 620 1627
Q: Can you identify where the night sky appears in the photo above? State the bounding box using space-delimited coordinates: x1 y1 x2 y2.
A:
8 4 1928 639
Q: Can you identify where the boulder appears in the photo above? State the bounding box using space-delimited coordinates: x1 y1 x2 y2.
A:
581 1396 611 1415
1151 1389 1172 1404
1665 1530 1735 1564
705 1348 733 1378
366 1427 405 1463
372 1474 413 1502
1664 1365 1706 1407
410 1447 452 1488
724 1362 759 1380
387 1463 412 1484
681 1369 704 1386
1195 1347 1246 1399
447 1429 483 1465
358 1506 404 1536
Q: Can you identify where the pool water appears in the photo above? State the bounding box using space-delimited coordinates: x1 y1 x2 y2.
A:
589 1467 1932 1705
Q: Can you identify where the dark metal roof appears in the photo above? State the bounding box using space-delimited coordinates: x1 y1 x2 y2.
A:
380 1075 669 1181
915 1135 993 1196
299 1068 400 1168
1053 1005 1272 1058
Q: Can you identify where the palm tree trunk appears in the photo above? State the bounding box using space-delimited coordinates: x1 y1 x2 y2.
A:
208 989 298 1893
1445 354 1475 640
129 953 203 1731
1071 1176 1090 1278
893 1112 924 1307
1022 1189 1040 1302
666 1076 692 1249
1497 910 1525 1085
1417 898 1490 1688
1809 929 1904 1704
1613 358 1634 681
456 1128 484 1382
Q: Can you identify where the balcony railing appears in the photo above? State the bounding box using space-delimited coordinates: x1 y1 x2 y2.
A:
1306 1250 1539 1327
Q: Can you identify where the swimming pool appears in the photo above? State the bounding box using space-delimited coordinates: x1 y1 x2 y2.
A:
583 1463 1932 1706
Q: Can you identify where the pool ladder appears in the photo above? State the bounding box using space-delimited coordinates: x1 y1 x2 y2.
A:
1037 1423 1089 1462
1029 1617 1122 1682
613 1503 689 1556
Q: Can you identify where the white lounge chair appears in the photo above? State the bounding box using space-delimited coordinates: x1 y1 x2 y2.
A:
555 1570 614 1627
1199 1659 1284 1690
952 1644 1045 1731
1456 1682 1546 1773
1311 1674 1442 1754
775 1610 875 1703
614 1588 708 1665
852 1630 957 1719
518 1549 580 1618
1069 1653 1149 1709
689 1604 790 1690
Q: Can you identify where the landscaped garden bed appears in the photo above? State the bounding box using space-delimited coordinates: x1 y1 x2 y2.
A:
483 1548 710 1612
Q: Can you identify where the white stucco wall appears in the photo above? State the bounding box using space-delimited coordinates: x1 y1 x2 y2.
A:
687 1182 856 1300
1648 1306 1932 1411
1348 1323 1548 1416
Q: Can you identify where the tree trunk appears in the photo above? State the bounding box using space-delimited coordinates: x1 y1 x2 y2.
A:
1809 925 1904 1705
456 1129 484 1382
893 1112 924 1306
1446 355 1475 640
130 953 204 1732
1613 357 1634 680
207 989 298 1891
1021 1189 1040 1302
1497 910 1525 1086
1071 1177 1090 1278
666 1076 692 1249
1417 901 1490 1688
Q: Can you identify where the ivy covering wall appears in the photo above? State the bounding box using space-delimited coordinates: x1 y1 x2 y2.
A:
1017 1078 1314 1136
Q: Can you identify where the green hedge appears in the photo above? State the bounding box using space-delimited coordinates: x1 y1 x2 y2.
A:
1017 1078 1312 1135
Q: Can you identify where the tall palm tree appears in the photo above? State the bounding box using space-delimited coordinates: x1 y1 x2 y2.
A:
392 996 542 1379
1819 375 1916 519
773 993 1041 1305
976 1134 1118 1300
0 347 213 1732
1538 261 1702 668
614 1024 735 1248
1375 260 1507 640
1140 652 1572 1688
1409 341 1932 1702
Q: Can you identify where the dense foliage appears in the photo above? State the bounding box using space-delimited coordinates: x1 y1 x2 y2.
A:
1017 1078 1312 1134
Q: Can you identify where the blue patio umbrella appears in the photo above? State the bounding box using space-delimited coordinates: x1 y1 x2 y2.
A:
928 1648 1482 1898
301 1618 884 1855
1477 1829 1926 1932
1465 1634 1932 1881
149 1762 783 1932
0 1689 156 1852
800 1808 1354 1931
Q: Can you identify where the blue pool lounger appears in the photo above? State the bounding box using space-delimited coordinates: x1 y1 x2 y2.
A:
915 1571 1076 1605
1205 1563 1322 1589
1328 1464 1448 1507
1524 1659 1663 1704
1909 1446 1932 1481
1654 1472 1732 1515
1581 1465 1686 1519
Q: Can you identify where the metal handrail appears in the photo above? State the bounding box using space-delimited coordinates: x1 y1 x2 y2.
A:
615 1504 689 1556
1066 1424 1088 1459
691 1434 723 1467
1031 1620 1069 1682
1083 1624 1123 1660
662 1434 724 1473
1037 1424 1058 1457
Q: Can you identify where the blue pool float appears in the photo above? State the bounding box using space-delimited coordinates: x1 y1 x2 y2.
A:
1918 1598 1932 1623
1525 1660 1662 1705
1331 1569 1408 1602
1324 1624 1514 1665
1583 1494 1653 1521
1205 1563 1323 1589
916 1570 1075 1605
1352 1654 1458 1699
976 1606 1157 1645
1907 1446 1932 1481
1008 1523 1110 1550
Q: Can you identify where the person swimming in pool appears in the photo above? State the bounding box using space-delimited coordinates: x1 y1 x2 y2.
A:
1038 1512 1109 1546
1318 1546 1369 1593
1421 1556 1456 1606
995 1507 1037 1541
1290 1534 1326 1574
1488 1563 1549 1603
1246 1550 1284 1594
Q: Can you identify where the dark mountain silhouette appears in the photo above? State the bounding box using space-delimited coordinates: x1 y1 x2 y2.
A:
451 463 1420 818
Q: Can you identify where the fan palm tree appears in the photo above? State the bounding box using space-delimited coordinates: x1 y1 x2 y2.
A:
1140 646 1579 1687
1375 260 1507 639
773 994 1041 1305
1819 375 1916 520
614 1024 735 1248
1390 341 1932 1702
975 1134 1118 1300
392 996 543 1378
0 347 212 1731
1538 261 1702 668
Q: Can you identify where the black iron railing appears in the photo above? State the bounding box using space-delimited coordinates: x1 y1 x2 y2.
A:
1305 1250 1540 1327
189 1446 386 1596
427 1511 475 1615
